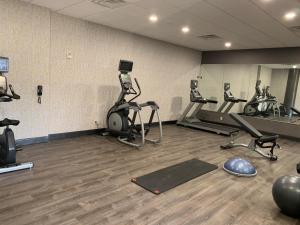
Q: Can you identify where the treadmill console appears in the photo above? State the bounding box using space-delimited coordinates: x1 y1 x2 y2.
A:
190 80 203 101
224 83 235 101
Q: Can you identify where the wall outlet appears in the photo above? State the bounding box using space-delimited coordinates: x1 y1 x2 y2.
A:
66 52 72 60
220 116 223 121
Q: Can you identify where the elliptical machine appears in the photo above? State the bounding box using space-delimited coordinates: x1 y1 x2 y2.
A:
106 60 162 148
0 57 33 174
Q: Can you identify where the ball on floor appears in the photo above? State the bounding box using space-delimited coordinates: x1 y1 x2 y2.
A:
223 157 257 177
272 175 300 218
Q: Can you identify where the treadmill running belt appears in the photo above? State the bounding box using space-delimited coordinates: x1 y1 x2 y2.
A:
131 159 218 195
193 121 238 132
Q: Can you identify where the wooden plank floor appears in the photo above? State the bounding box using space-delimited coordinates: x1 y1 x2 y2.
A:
0 125 299 225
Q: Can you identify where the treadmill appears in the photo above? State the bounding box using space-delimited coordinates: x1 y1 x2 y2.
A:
177 80 239 136
217 83 247 113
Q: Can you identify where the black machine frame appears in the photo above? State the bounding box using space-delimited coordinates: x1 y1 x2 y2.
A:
177 80 240 136
105 60 162 148
0 57 33 174
221 113 280 161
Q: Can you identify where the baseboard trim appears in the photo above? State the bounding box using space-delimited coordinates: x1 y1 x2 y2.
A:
16 120 177 146
162 120 177 125
16 136 49 146
49 129 102 141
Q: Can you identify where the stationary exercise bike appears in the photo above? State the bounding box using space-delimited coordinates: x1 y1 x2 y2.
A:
0 57 33 174
106 60 162 148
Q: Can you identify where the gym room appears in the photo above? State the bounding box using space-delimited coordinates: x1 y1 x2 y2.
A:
0 0 299 224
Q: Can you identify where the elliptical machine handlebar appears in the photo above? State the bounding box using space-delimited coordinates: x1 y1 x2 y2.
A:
206 99 218 104
128 78 141 103
134 78 141 93
0 84 20 101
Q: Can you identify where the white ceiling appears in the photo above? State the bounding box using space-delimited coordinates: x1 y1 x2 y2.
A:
21 0 300 51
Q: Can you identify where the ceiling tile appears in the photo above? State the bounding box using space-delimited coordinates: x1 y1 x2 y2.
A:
206 0 300 46
31 0 84 11
21 0 300 50
58 1 107 18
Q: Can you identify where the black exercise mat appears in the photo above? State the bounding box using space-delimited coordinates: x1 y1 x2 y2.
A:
131 158 218 195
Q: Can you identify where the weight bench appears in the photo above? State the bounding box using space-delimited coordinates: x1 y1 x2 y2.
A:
221 113 279 161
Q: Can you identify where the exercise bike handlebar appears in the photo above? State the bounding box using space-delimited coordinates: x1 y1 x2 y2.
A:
9 85 20 100
134 78 141 92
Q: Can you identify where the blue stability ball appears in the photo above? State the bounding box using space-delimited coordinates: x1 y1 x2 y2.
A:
223 157 257 177
272 176 300 218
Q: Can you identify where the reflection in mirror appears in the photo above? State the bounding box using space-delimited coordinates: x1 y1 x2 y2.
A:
200 64 258 113
200 64 300 124
253 64 300 123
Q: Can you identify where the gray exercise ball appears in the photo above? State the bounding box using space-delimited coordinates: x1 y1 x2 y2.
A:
272 175 300 218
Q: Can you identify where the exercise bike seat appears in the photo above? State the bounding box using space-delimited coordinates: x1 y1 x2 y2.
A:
258 135 279 143
0 97 12 102
0 118 20 127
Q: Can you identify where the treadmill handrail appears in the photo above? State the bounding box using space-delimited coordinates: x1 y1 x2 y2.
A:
206 99 218 104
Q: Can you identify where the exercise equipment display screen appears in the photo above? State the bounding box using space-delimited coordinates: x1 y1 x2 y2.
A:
119 60 133 73
0 57 9 73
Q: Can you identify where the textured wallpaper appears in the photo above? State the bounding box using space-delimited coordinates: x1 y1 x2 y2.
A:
0 0 51 139
0 0 202 139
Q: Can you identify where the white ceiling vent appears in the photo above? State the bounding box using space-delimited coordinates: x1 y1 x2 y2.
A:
90 0 135 9
197 34 222 40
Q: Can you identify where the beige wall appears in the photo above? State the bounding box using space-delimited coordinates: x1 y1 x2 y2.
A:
259 66 272 88
0 0 51 139
0 0 202 139
270 69 289 104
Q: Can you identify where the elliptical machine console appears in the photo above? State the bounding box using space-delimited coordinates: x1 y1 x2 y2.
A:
0 57 33 174
106 60 162 148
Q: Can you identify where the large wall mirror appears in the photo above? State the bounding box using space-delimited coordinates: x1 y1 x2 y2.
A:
199 64 300 124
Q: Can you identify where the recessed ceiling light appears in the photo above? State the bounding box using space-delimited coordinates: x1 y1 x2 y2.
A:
182 26 190 33
225 42 232 48
284 12 296 20
293 65 297 69
149 15 158 23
